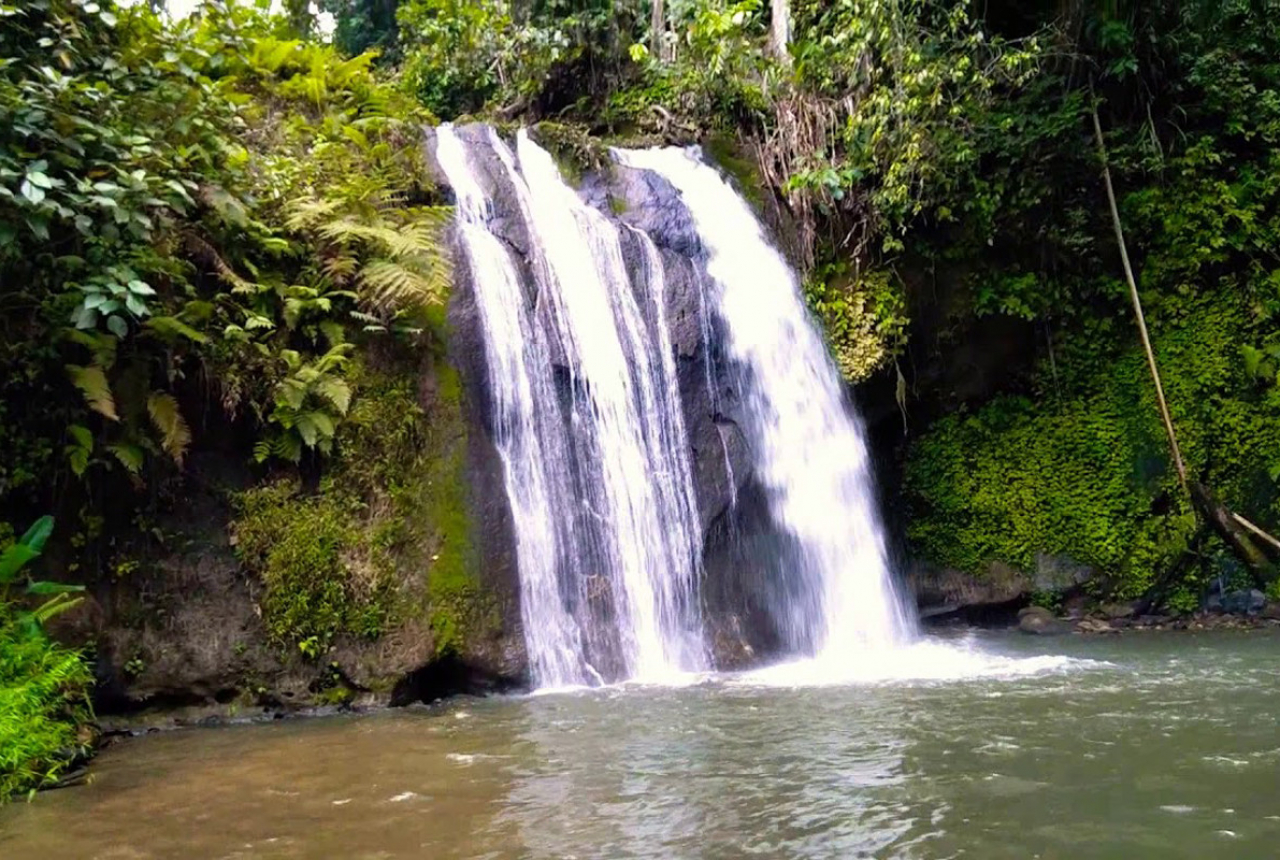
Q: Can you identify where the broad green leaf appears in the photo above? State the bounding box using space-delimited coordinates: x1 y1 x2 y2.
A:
20 179 44 204
26 580 85 595
69 424 93 450
107 314 128 338
0 545 38 584
19 515 54 553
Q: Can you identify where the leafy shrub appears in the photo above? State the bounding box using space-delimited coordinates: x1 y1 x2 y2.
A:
0 607 93 802
233 480 393 653
0 516 91 803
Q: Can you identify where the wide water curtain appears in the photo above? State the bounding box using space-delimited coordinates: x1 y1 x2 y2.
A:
442 126 912 689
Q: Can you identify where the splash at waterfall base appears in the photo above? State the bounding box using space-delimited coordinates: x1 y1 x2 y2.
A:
436 124 913 688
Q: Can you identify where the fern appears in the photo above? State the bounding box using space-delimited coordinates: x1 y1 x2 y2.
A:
107 444 144 475
66 364 118 421
315 377 352 414
146 392 192 466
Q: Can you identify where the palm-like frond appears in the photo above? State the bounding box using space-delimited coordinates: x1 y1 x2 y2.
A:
146 392 192 466
359 259 449 313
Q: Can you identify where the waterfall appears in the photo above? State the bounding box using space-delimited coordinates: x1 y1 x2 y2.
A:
436 126 706 686
440 123 912 690
435 127 589 687
615 147 916 662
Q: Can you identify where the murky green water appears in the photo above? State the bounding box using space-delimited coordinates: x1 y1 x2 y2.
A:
3 630 1279 859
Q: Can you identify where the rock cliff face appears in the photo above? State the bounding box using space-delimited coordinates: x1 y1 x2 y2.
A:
430 125 792 671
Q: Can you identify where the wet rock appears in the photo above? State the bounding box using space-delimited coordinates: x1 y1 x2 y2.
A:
1076 618 1117 634
1262 602 1280 621
911 560 1032 620
1099 602 1137 620
1018 606 1070 635
1221 589 1266 615
1033 553 1095 593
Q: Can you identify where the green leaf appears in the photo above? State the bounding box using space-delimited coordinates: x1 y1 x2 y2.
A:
20 179 45 204
26 170 54 189
294 413 319 447
107 314 128 337
0 545 38 584
315 377 351 415
108 443 144 475
67 364 118 420
127 279 156 296
145 316 208 344
19 515 54 553
26 580 85 596
125 293 148 316
147 391 192 466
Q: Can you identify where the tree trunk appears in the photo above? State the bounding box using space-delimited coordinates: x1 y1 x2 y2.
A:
771 0 791 64
651 0 670 63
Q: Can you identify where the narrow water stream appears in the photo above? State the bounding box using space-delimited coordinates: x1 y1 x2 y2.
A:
4 631 1279 859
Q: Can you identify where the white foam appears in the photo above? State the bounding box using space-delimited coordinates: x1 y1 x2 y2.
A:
726 640 1101 688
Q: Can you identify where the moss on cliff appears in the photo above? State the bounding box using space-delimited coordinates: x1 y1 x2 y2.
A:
231 352 494 665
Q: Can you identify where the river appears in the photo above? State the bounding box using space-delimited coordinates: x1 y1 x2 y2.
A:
3 630 1278 859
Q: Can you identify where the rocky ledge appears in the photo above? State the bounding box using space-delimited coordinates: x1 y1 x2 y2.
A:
1014 600 1280 636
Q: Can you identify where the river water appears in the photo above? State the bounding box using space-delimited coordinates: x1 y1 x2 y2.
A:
3 630 1279 859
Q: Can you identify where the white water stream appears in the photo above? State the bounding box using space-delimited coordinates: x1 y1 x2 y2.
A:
441 126 916 689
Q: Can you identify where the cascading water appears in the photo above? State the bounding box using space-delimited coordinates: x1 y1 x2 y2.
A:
435 127 588 687
436 126 706 687
616 147 916 664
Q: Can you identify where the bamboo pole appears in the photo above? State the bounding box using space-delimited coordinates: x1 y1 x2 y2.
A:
1090 98 1189 494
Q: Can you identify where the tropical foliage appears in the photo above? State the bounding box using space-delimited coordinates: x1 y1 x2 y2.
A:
1 517 92 803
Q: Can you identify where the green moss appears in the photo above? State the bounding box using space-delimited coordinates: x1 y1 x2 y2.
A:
529 121 608 188
904 291 1279 599
703 133 765 210
233 481 392 652
232 350 495 663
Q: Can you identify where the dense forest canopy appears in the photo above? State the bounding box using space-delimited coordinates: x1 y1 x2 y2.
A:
5 0 1280 799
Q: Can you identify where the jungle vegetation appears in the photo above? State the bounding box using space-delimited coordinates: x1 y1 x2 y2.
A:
5 0 1280 798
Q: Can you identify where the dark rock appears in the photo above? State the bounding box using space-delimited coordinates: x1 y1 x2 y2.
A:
1262 602 1280 621
1098 602 1137 620
1017 605 1053 621
1033 553 1095 593
1019 606 1070 635
1221 589 1266 615
911 559 1032 619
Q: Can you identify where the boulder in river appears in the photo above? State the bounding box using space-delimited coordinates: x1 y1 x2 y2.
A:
1098 602 1137 620
1018 606 1071 636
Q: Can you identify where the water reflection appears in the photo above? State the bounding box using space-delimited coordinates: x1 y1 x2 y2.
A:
497 681 911 859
